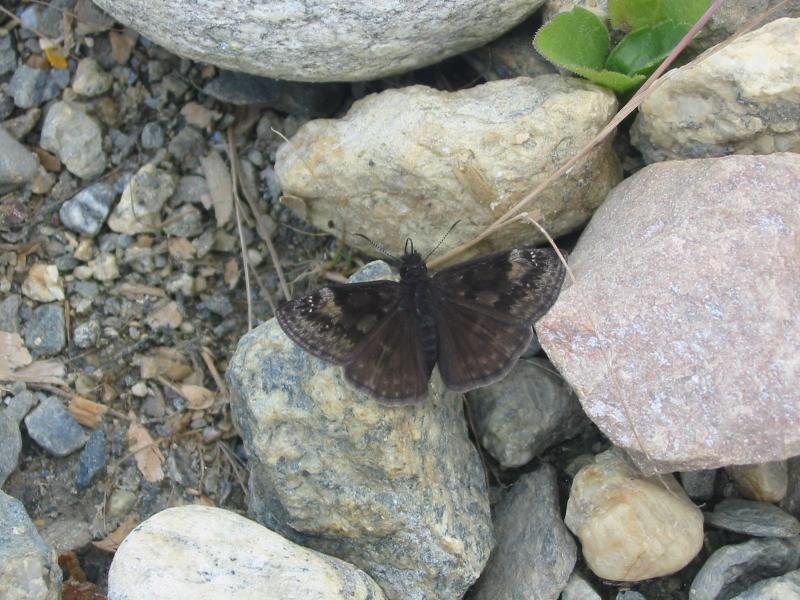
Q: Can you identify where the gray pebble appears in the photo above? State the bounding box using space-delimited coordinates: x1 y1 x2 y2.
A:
54 254 78 272
730 568 800 599
199 293 234 317
167 125 205 166
72 280 100 299
617 592 647 600
0 87 15 120
0 125 39 193
0 411 21 486
140 121 165 149
39 519 92 555
24 304 66 357
0 293 21 333
172 175 209 207
59 182 116 237
24 396 88 456
163 204 204 238
561 571 601 600
690 538 800 600
681 469 718 501
77 429 107 489
0 33 18 78
8 64 67 108
706 498 800 538
73 319 101 349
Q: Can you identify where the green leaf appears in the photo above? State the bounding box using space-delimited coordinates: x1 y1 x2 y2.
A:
609 0 711 29
606 21 692 76
656 0 712 25
534 7 610 72
568 65 647 93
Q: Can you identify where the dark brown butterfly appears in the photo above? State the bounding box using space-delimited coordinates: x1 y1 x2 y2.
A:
276 240 566 404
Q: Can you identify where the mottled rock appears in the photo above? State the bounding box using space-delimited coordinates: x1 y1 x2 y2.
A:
77 429 107 489
0 125 39 193
471 465 576 600
163 204 203 238
0 294 21 333
140 121 164 149
73 319 101 350
88 253 120 281
24 396 88 456
40 101 106 179
2 107 42 140
727 461 789 503
705 499 800 538
468 357 589 467
24 304 66 357
0 33 17 77
59 182 116 237
561 571 601 600
108 505 387 600
108 164 175 234
536 154 800 473
632 18 800 162
21 264 64 302
731 569 800 600
565 448 704 582
681 470 718 502
277 75 620 256
72 57 113 97
8 64 67 108
0 490 62 600
690 538 800 600
227 262 492 600
39 519 92 555
94 0 545 82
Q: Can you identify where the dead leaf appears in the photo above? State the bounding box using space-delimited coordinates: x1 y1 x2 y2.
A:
69 396 108 428
33 147 62 172
0 336 65 385
138 347 193 381
0 331 33 370
92 515 138 552
43 47 68 69
177 384 216 410
167 237 196 260
200 150 233 228
127 419 164 482
145 300 183 330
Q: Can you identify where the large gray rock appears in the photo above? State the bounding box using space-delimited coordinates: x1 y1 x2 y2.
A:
226 265 492 599
276 75 620 257
92 0 545 82
632 18 800 162
536 153 800 473
108 506 386 600
0 490 62 600
471 465 576 600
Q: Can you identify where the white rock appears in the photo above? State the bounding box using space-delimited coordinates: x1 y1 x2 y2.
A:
39 101 106 179
89 253 120 282
565 448 704 582
536 154 800 473
727 461 789 503
108 164 175 234
108 505 386 600
21 264 64 302
93 0 546 82
72 57 113 97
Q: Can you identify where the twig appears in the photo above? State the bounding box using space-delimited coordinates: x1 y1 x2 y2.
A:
226 128 254 331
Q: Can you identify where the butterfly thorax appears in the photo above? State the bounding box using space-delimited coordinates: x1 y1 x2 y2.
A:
397 250 438 374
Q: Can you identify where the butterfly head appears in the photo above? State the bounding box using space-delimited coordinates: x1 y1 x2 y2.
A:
399 238 427 280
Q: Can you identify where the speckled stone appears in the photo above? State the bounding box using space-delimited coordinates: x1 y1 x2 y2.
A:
24 396 88 456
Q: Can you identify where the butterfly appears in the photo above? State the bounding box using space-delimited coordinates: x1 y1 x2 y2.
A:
276 240 566 404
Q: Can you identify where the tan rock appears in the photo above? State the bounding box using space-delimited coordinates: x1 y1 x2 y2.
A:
108 164 175 234
21 264 64 302
727 461 789 503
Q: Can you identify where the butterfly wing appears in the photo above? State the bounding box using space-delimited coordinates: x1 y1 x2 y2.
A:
276 282 402 364
432 246 566 391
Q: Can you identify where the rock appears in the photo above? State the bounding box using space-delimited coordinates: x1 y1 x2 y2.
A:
21 263 64 302
172 174 211 207
77 429 107 489
89 252 120 281
0 125 39 193
108 164 175 234
471 465 576 600
705 499 800 538
536 154 800 473
561 572 601 600
226 261 492 599
39 519 92 554
73 319 101 349
0 33 17 77
108 505 387 600
783 457 800 519
2 107 42 140
615 593 646 600
631 18 800 162
276 75 620 256
24 396 88 456
690 538 800 600
467 357 589 467
140 121 164 149
40 101 106 179
163 204 204 238
180 102 220 129
202 71 346 117
0 490 62 600
0 294 21 333
681 470 718 502
25 304 66 357
59 181 117 237
199 294 233 318
8 64 68 108
565 447 704 582
727 461 789 503
730 569 800 599
72 57 113 97
0 412 21 486
94 0 545 82
145 300 183 330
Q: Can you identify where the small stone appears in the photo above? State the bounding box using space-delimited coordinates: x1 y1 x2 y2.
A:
180 101 219 129
0 411 21 485
167 125 205 165
108 164 175 234
565 447 704 582
2 107 42 139
731 569 800 599
172 174 211 207
24 304 66 357
727 461 789 503
199 294 233 318
0 293 21 333
706 499 800 538
73 319 101 349
616 593 646 600
0 125 39 193
690 538 800 600
24 396 88 456
39 519 92 554
21 263 64 302
108 489 137 517
72 57 113 97
89 252 120 281
74 239 94 262
561 572 601 600
77 429 108 489
59 182 116 237
146 300 183 330
0 33 18 77
40 101 106 179
30 165 56 194
8 64 59 108
163 204 204 238
681 470 718 501
165 273 197 297
131 382 149 397
140 121 164 149
0 88 14 120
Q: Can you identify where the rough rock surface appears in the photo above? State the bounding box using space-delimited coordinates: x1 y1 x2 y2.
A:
39 101 106 179
632 18 800 162
108 505 386 600
92 0 545 82
276 75 620 257
536 153 800 473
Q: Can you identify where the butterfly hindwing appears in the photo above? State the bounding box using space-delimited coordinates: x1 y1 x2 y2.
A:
276 281 402 364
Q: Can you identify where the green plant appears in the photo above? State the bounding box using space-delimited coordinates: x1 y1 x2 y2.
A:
534 0 711 94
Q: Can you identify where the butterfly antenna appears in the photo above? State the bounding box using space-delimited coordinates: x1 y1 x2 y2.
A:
424 220 461 261
353 233 398 261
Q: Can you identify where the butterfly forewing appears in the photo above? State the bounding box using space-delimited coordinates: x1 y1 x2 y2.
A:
276 281 402 364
